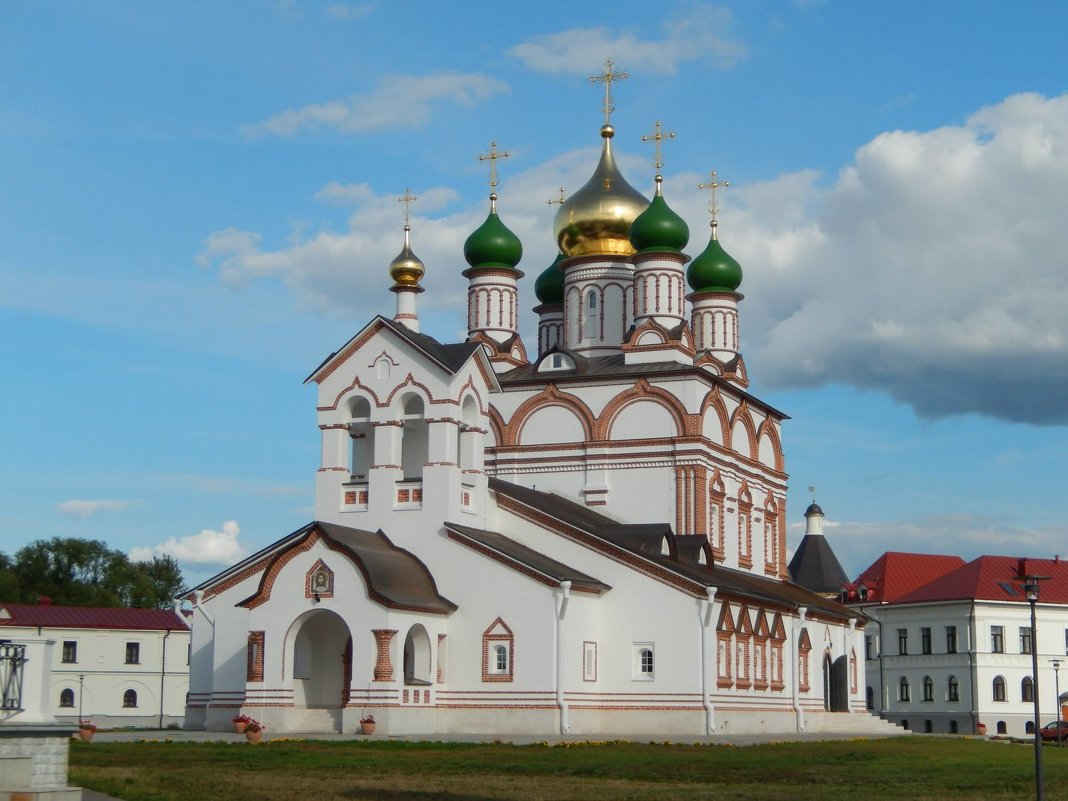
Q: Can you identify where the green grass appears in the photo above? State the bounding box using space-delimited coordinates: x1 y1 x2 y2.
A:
70 736 1068 801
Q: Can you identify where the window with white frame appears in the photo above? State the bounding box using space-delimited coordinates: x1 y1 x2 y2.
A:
633 643 655 681
991 626 1004 653
899 676 910 702
992 675 1006 702
481 618 514 682
947 675 960 702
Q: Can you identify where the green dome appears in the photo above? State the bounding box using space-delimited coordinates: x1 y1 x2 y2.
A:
464 206 522 269
534 252 566 305
687 230 742 292
629 192 689 253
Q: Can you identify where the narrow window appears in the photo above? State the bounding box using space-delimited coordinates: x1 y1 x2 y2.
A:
921 627 931 655
634 643 655 680
1020 626 1032 655
991 626 1004 653
865 635 873 661
587 291 598 309
494 644 509 673
950 720 959 734
125 642 140 664
948 675 960 702
866 686 874 710
946 626 957 654
923 675 934 702
899 676 911 702
1022 676 1035 703
897 628 908 655
993 675 1006 702
123 689 138 708
62 641 77 663
59 688 75 707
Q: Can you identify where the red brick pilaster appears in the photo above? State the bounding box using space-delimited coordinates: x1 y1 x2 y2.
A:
372 629 398 681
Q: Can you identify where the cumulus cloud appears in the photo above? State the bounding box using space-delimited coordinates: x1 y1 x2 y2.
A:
57 499 140 519
130 520 248 566
250 72 509 137
509 7 746 75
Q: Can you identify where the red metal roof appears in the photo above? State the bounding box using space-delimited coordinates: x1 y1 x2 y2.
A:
849 551 966 603
894 556 1068 604
0 603 189 631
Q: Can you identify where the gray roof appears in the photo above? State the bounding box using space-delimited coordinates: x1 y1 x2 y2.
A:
443 522 611 593
788 534 849 594
490 478 857 621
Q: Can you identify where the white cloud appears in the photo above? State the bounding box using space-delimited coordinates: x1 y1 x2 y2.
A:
325 2 376 22
251 72 509 137
509 7 746 75
57 499 140 519
130 520 248 566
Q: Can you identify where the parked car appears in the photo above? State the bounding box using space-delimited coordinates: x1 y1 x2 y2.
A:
1040 721 1068 741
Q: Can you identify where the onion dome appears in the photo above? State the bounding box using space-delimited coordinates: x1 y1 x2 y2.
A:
553 125 650 258
687 225 742 292
629 178 689 253
464 194 522 270
534 252 566 305
389 223 425 287
805 502 824 517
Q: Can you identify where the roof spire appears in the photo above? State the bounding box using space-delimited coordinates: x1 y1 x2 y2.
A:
589 58 628 127
697 170 730 240
478 140 511 212
641 120 675 197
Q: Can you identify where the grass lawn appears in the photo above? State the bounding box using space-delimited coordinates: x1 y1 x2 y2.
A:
70 736 1068 801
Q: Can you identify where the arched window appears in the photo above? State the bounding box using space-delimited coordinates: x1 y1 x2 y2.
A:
997 720 1007 734
403 624 431 685
901 719 909 730
640 647 654 675
482 618 513 682
59 688 74 707
924 719 933 733
587 291 598 310
1026 720 1036 734
399 394 428 484
899 676 911 702
947 675 960 702
993 675 1006 702
494 644 509 673
1022 676 1035 702
866 686 874 710
950 720 959 734
923 675 934 702
123 689 138 708
347 396 373 481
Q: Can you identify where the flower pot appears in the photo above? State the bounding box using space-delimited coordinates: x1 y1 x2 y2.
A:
360 721 376 735
976 724 987 736
245 729 263 743
234 721 248 734
78 728 95 742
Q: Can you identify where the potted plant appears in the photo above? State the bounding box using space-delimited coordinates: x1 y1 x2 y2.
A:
359 714 376 735
232 714 256 733
77 719 97 742
244 719 265 743
976 721 987 736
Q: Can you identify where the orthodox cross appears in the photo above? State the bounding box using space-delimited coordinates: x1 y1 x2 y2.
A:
478 141 511 192
547 187 567 208
641 120 676 175
589 59 628 125
698 170 730 227
397 188 417 226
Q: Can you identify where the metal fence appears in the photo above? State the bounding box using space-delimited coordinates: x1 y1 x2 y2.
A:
0 642 27 712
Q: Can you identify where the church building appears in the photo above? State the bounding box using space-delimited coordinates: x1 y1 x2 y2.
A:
184 64 890 737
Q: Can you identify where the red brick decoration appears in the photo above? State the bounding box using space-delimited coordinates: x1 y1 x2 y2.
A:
735 604 753 690
437 634 447 684
247 631 265 683
482 618 514 683
798 628 812 693
849 648 858 694
716 603 735 689
770 613 786 691
372 629 398 681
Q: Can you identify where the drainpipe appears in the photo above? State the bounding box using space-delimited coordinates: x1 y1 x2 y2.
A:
159 629 170 729
700 587 717 733
555 581 571 734
193 591 216 728
794 606 808 732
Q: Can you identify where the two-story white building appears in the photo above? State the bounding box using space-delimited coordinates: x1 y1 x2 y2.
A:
848 554 1068 736
0 599 190 728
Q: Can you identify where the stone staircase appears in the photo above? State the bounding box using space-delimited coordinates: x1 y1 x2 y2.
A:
288 707 343 733
806 710 905 734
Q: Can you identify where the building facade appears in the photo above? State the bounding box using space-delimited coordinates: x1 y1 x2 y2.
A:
0 600 190 728
184 71 896 737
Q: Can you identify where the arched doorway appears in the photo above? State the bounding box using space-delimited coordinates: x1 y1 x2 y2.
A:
290 609 352 709
402 624 432 685
823 651 849 712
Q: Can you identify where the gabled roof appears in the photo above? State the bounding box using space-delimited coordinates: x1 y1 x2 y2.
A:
443 522 611 594
0 603 188 632
848 551 966 603
489 478 858 621
305 315 492 387
788 534 849 593
894 556 1068 605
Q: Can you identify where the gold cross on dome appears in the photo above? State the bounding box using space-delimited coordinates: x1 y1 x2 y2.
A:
397 188 417 226
478 141 511 190
641 120 675 174
589 58 628 125
547 187 567 207
698 170 730 225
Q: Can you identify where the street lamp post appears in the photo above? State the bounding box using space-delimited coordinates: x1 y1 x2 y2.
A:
1052 659 1063 748
78 674 84 723
1018 566 1050 801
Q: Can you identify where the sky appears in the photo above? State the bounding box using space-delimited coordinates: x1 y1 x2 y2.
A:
2 1 1068 589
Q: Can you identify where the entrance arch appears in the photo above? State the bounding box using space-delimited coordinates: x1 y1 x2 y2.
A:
403 624 432 685
289 609 352 709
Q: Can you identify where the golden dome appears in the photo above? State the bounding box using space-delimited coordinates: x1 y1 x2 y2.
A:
389 224 425 287
553 124 650 258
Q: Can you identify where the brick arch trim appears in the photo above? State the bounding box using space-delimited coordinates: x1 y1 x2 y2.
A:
503 384 595 447
729 401 759 460
699 386 730 445
321 376 383 413
594 378 696 440
756 417 785 472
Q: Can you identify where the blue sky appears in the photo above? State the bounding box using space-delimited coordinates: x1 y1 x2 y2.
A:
3 1 1067 587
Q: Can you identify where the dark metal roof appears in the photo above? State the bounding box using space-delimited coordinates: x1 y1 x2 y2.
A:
496 354 788 420
0 603 189 631
443 522 611 593
805 502 824 516
489 478 857 621
788 534 849 594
